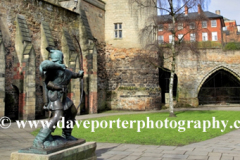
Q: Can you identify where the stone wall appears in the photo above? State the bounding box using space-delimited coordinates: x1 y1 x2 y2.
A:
81 0 105 42
0 30 5 117
103 0 156 48
97 0 160 111
97 43 161 111
79 0 105 113
171 49 240 107
0 0 82 119
0 0 161 117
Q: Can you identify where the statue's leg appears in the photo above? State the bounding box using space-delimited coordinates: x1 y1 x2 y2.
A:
33 110 63 148
62 104 78 141
48 109 64 130
32 127 52 148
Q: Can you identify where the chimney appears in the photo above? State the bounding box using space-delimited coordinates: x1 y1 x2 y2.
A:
198 4 202 14
215 10 221 15
185 6 188 16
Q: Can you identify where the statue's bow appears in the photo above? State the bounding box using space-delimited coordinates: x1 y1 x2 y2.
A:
74 35 84 114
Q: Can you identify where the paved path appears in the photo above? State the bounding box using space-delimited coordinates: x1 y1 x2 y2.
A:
1 107 240 160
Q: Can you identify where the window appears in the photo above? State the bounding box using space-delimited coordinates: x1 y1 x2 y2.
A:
190 33 196 41
114 23 122 38
202 32 208 41
212 32 218 41
158 35 164 44
202 21 207 28
169 35 173 43
178 34 183 42
237 26 240 32
237 26 240 34
211 20 217 27
158 24 163 31
222 27 227 31
189 22 195 29
178 23 183 30
168 24 173 30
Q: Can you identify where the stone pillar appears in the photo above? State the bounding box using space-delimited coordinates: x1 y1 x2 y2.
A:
14 15 36 120
177 85 199 107
0 30 5 117
41 21 55 60
79 10 90 113
22 45 36 120
79 9 98 113
62 28 81 113
89 46 97 113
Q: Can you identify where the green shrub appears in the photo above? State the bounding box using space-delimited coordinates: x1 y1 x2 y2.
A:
198 41 222 49
224 42 240 50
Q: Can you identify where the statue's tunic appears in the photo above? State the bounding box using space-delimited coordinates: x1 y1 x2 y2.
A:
45 69 74 110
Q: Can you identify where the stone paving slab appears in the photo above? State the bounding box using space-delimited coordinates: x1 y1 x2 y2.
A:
1 107 240 160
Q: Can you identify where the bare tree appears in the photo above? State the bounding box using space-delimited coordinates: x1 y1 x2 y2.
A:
129 0 210 117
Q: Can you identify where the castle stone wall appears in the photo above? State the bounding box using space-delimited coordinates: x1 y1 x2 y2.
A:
171 49 240 107
0 0 81 119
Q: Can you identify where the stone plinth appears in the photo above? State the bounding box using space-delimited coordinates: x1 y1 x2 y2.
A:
10 142 96 160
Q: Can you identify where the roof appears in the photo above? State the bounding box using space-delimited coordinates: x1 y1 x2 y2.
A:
204 11 224 19
224 17 230 21
159 11 223 22
158 11 225 27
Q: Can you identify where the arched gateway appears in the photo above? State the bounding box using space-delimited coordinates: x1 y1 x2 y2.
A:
198 66 240 105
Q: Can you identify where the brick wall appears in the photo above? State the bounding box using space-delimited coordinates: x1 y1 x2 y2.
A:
223 27 240 43
158 18 223 43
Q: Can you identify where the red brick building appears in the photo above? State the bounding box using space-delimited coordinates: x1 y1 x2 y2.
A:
224 19 237 32
158 5 225 44
222 16 240 43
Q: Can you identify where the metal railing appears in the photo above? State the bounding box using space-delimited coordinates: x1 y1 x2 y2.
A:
199 87 240 104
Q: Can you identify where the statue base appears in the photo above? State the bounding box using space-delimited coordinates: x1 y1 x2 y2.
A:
19 137 86 155
11 142 96 160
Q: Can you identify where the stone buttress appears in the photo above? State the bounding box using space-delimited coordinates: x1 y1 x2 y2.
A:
13 15 36 120
0 30 6 117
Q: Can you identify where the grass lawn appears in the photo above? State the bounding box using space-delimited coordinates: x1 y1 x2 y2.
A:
32 111 240 146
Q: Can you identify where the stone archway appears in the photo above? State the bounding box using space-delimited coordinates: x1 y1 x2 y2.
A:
198 66 240 105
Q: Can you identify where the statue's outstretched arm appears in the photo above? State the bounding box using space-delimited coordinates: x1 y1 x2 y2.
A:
47 81 62 90
40 60 66 73
71 70 84 79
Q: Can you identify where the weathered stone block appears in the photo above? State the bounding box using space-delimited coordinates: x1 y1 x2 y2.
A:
10 142 97 160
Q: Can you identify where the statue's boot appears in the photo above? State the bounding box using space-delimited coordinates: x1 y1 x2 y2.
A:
62 103 77 141
62 128 78 141
33 128 52 148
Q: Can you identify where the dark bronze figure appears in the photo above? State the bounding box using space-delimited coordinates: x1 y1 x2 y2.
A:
33 47 84 149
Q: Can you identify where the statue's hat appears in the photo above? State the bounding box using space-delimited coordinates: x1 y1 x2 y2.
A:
46 47 63 62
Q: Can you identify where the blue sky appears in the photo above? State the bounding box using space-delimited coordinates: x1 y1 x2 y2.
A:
208 0 240 24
